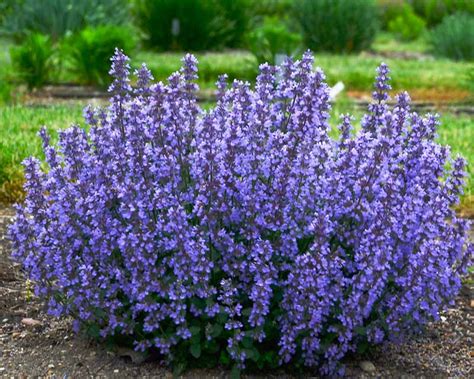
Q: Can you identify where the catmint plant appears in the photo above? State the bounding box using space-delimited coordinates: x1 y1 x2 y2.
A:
10 49 473 375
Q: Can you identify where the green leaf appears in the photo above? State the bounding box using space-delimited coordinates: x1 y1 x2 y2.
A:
93 307 107 319
357 340 369 354
172 361 187 378
189 326 201 336
211 324 223 338
263 351 279 368
230 365 241 379
190 343 202 359
242 336 253 349
355 326 366 336
216 312 228 324
86 323 100 339
241 307 252 317
243 347 260 362
219 351 230 366
204 339 219 353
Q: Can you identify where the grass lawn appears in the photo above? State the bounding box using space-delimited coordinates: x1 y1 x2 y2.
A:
0 104 84 202
135 50 474 96
372 32 430 54
1 102 472 213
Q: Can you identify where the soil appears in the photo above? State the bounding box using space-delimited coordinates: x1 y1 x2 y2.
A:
346 89 473 106
0 206 472 378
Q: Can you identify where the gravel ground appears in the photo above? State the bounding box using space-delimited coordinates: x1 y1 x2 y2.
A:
0 206 472 378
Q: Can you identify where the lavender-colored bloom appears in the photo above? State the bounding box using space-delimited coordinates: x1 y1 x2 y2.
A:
9 49 472 375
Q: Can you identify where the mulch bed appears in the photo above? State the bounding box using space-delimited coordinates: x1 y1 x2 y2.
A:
0 206 472 378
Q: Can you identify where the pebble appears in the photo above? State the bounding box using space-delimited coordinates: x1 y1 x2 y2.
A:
360 360 376 373
48 364 55 369
0 368 4 373
114 369 119 374
2 319 8 323
116 347 147 364
21 318 42 328
470 299 474 308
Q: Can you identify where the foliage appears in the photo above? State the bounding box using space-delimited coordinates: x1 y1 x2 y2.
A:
0 80 12 105
429 12 474 61
136 51 258 88
1 0 130 42
388 4 426 41
0 0 16 27
247 17 301 65
412 0 474 27
64 25 136 86
377 0 406 29
10 33 55 90
0 67 14 105
10 50 473 375
0 104 84 203
133 0 250 51
249 0 295 20
293 0 379 53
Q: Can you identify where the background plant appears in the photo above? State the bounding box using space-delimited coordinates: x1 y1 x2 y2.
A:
64 25 137 86
132 0 250 51
429 12 474 61
10 50 472 376
247 17 301 65
249 0 295 22
388 4 426 41
411 0 474 26
0 0 16 27
10 33 56 90
378 0 406 29
293 0 379 53
1 0 130 42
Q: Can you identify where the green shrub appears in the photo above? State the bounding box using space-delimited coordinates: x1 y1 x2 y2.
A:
250 0 295 19
10 33 55 90
377 0 406 29
293 0 379 53
430 12 474 61
248 17 302 65
1 0 130 42
64 25 137 86
412 0 474 26
388 4 426 41
0 0 16 27
133 0 250 51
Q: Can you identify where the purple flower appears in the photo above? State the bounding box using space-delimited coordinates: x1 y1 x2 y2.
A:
9 49 472 375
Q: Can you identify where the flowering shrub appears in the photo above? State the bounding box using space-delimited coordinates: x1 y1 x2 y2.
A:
10 50 472 375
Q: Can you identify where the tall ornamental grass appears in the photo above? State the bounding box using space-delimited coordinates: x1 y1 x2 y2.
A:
293 0 379 53
430 12 474 61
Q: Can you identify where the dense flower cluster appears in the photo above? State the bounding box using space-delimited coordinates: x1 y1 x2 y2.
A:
10 49 472 375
